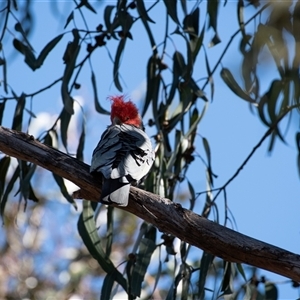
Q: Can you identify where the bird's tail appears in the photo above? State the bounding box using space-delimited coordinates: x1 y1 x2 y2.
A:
101 178 130 206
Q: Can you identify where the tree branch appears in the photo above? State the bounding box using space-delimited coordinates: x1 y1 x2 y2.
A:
0 126 299 282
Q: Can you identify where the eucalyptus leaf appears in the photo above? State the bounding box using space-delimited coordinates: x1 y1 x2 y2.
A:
221 68 256 103
143 55 157 117
265 281 278 300
76 122 85 161
64 11 74 29
113 39 126 92
197 252 214 299
136 0 155 23
53 173 77 208
0 156 10 197
77 201 127 292
36 34 64 67
91 71 110 114
104 5 115 33
12 93 25 131
59 108 72 150
1 165 19 217
163 0 179 24
0 100 7 125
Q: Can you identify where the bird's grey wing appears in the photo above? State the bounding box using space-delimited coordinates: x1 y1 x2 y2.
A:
90 126 122 178
111 124 154 182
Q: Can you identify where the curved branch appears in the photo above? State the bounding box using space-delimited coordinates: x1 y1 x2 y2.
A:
0 126 299 282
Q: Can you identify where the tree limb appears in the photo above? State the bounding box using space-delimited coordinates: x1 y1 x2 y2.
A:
0 126 299 282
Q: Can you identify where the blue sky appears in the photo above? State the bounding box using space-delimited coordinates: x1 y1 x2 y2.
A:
2 1 300 298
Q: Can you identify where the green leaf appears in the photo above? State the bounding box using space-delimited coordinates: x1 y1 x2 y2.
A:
266 79 282 125
202 137 215 186
118 11 134 36
144 224 156 241
13 39 37 71
197 252 214 299
150 246 162 297
143 55 157 117
76 0 96 14
180 241 187 260
138 8 157 51
207 0 221 47
15 22 34 52
258 80 286 145
12 0 18 10
187 180 196 208
237 0 247 41
167 51 186 105
91 71 110 114
207 0 219 32
43 131 53 147
76 122 85 161
191 23 205 63
53 173 77 208
265 282 278 300
180 0 187 16
101 271 118 300
221 262 232 292
181 263 191 300
166 51 185 106
59 108 72 150
0 156 10 198
258 94 271 127
202 137 211 165
221 68 256 103
61 29 80 114
1 57 8 94
296 132 300 152
166 130 184 178
64 11 74 29
131 237 156 297
78 201 127 291
1 165 19 217
204 48 214 100
25 108 37 119
36 34 64 67
13 33 63 70
166 263 187 300
189 78 207 101
12 93 26 131
296 132 300 177
183 7 199 39
106 206 114 257
136 0 155 23
267 131 277 153
28 184 39 202
175 31 194 79
236 263 247 282
113 39 126 92
104 5 115 33
163 0 179 24
0 100 7 125
19 162 37 201
244 283 261 300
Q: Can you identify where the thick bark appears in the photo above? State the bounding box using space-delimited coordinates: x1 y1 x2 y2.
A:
0 126 299 281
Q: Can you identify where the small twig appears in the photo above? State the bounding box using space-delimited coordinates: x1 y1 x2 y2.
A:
133 0 160 24
201 2 271 91
201 104 299 218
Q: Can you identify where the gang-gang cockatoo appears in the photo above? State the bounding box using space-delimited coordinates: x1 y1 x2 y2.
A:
90 95 154 206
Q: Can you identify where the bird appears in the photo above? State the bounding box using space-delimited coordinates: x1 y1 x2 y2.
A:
90 95 154 206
